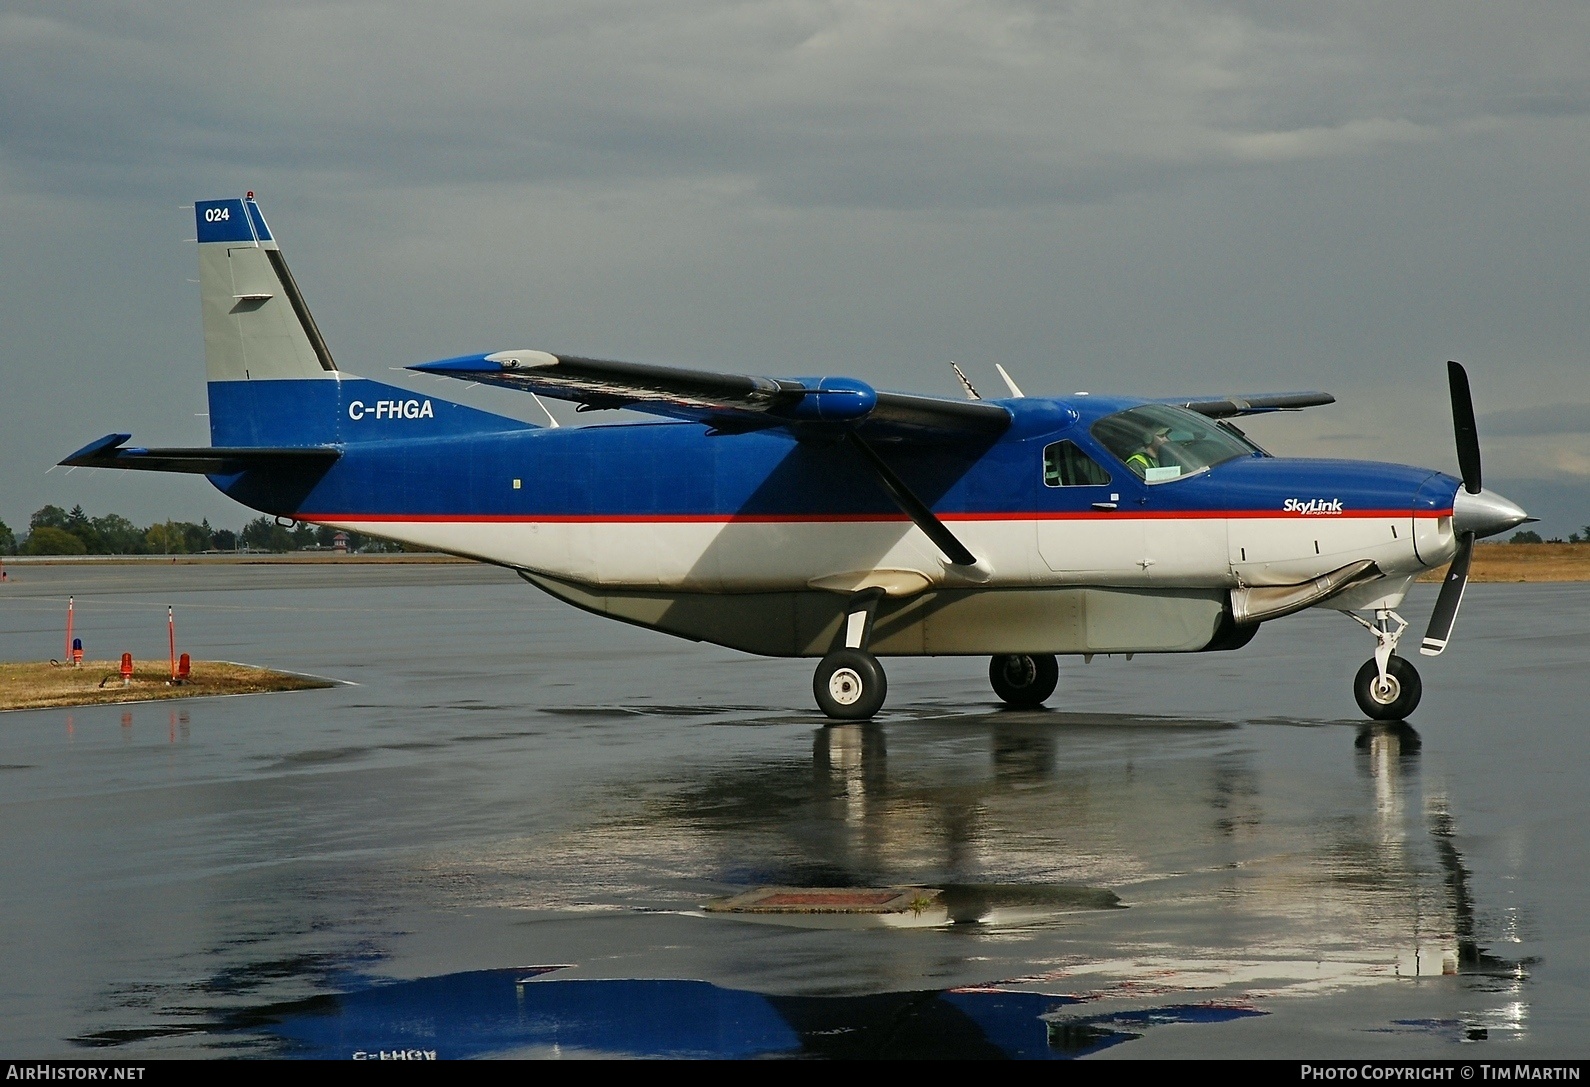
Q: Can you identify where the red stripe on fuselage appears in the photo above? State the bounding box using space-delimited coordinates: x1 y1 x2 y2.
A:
301 508 1453 524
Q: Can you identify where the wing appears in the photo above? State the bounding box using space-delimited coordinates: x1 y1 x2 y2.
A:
1162 392 1335 418
409 351 1012 442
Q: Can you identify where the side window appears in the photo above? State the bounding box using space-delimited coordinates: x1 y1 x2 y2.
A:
1043 440 1112 488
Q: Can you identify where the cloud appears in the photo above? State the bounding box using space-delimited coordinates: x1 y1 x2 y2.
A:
1480 403 1590 436
4 1 1589 208
1486 439 1590 480
1221 117 1450 162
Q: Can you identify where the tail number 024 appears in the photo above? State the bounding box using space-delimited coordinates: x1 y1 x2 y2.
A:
204 206 231 222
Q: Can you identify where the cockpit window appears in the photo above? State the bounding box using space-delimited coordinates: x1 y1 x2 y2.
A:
1043 440 1111 487
1090 405 1254 482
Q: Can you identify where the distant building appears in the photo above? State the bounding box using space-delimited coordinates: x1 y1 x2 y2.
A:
333 532 349 553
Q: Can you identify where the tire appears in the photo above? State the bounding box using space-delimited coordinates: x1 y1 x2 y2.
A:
989 653 1060 708
814 649 888 720
1353 656 1422 720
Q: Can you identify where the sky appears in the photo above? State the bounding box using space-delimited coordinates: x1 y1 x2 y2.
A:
2 1 1588 536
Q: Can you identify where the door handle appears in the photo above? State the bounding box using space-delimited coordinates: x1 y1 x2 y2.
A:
1091 502 1117 511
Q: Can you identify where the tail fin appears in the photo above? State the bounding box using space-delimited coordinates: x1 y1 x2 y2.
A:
197 194 336 383
197 194 527 450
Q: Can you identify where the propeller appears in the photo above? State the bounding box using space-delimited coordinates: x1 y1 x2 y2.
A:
1420 361 1500 656
1420 521 1473 656
1448 360 1482 495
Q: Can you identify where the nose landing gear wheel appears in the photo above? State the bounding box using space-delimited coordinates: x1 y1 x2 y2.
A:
989 653 1059 708
814 649 887 720
1353 656 1422 720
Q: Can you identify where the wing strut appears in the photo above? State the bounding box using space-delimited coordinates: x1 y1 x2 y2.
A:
845 433 978 568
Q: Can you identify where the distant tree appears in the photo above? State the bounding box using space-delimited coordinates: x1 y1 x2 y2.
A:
90 514 148 554
212 528 237 551
290 523 317 550
22 526 88 555
1509 529 1543 544
141 519 205 554
60 505 103 553
241 517 270 551
0 518 14 555
145 521 178 553
30 505 69 532
241 516 294 552
183 520 211 553
349 533 398 553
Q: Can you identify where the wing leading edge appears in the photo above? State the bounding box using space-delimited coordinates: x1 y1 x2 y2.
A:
409 351 1012 442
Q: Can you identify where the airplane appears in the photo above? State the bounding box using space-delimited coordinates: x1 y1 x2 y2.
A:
61 194 1532 721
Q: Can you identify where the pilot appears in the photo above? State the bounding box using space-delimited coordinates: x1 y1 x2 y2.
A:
1126 426 1171 477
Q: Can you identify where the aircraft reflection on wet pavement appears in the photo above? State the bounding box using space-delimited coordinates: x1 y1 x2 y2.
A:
245 968 1263 1060
189 715 1529 1059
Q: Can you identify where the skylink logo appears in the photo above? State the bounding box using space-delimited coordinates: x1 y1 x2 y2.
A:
348 399 435 421
1283 498 1344 515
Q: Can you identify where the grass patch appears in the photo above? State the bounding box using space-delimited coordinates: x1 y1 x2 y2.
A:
0 660 335 712
1418 542 1590 583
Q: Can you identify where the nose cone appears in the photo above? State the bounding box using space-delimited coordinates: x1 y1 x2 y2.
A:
1453 487 1532 539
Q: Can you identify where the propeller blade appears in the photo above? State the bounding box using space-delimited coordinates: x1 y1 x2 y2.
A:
1448 361 1482 494
1420 531 1475 656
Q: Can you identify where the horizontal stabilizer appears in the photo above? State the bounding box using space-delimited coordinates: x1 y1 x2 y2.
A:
60 434 341 476
410 351 1011 442
1167 392 1335 418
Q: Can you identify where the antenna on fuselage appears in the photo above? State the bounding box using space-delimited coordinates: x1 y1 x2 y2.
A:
994 364 1026 398
950 361 981 400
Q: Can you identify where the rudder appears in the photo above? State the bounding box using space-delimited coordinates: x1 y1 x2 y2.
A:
197 194 336 384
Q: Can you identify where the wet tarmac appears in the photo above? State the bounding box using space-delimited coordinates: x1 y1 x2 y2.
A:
0 563 1585 1058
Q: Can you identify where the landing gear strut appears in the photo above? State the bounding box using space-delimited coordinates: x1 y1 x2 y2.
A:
1348 608 1423 720
989 653 1059 708
813 589 887 720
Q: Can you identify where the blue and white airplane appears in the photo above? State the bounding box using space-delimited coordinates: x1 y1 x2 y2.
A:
62 195 1531 720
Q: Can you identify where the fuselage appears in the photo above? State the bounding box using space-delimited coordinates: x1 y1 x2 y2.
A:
210 379 1462 597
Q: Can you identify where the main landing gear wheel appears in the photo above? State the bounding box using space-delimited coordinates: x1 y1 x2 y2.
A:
989 653 1059 708
814 649 888 720
1354 656 1422 720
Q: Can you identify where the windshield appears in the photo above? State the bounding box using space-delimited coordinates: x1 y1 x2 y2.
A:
1090 405 1254 482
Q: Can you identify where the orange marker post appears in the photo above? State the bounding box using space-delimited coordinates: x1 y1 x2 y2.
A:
120 653 134 687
